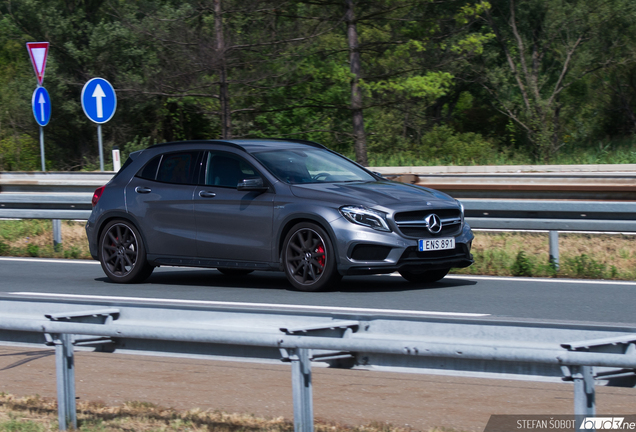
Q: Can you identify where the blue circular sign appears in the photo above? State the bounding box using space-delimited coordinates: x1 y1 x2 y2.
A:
32 87 51 126
81 77 117 124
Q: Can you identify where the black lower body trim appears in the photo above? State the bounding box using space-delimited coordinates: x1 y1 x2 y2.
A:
149 255 274 271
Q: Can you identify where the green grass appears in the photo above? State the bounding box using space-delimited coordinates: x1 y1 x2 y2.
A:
0 220 92 260
1 220 635 281
452 231 636 280
0 394 434 432
0 415 45 432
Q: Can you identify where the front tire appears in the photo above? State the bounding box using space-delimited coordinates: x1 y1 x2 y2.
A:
399 268 450 284
98 220 154 283
283 222 341 292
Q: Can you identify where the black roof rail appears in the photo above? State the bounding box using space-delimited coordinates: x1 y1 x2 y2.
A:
146 138 326 152
149 139 245 151
271 138 326 149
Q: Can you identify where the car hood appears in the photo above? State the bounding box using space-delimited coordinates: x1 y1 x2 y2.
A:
290 180 456 210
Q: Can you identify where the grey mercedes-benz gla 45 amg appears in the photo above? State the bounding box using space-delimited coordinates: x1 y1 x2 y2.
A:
86 139 473 291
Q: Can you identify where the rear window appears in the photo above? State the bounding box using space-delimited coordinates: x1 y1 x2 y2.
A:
137 151 201 184
138 156 161 180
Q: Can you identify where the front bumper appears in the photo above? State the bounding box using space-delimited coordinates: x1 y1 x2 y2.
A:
332 217 474 276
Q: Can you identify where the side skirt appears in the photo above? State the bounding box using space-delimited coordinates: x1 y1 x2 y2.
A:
147 255 277 271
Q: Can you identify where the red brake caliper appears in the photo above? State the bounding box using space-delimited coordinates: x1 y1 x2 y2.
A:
316 245 325 272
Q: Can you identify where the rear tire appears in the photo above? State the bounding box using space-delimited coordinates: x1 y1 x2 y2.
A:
283 222 341 291
399 268 449 284
98 220 154 283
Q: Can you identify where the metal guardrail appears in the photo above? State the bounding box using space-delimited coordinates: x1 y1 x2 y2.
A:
0 172 111 193
2 170 636 264
3 167 636 199
373 164 636 200
0 193 93 220
0 295 635 431
465 200 636 232
2 193 636 232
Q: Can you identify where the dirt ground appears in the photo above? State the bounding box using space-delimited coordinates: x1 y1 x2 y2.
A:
0 345 634 432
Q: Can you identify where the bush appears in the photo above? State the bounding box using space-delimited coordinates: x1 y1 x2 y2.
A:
0 135 40 171
610 265 619 279
367 124 498 166
26 244 39 257
511 251 534 276
420 125 496 165
566 254 606 279
63 246 81 259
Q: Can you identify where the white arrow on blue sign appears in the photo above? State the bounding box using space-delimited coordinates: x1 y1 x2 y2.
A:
81 77 117 124
32 87 51 126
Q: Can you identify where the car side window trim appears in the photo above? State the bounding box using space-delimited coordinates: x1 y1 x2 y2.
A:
151 155 162 180
136 154 163 181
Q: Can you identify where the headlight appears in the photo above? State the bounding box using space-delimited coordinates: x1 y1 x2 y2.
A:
340 206 391 232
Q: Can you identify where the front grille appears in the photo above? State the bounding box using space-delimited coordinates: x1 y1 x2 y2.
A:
394 209 462 238
394 208 460 222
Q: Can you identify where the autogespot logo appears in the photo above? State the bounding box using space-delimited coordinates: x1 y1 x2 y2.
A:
581 418 636 430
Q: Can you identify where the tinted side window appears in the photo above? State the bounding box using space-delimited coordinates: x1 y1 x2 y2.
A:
204 151 259 188
156 152 200 184
137 155 161 180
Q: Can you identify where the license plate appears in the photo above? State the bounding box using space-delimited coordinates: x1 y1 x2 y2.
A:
418 237 455 252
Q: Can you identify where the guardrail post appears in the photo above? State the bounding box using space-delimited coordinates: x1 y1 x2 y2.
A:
53 333 77 430
572 365 595 432
52 220 62 251
290 348 313 432
549 230 559 271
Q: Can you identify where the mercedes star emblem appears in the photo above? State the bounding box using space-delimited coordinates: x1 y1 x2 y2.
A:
425 214 442 234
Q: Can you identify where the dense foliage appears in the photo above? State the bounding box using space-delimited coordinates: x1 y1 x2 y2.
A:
1 0 636 170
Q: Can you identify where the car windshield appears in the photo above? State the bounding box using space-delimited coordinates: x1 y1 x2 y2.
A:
253 148 376 184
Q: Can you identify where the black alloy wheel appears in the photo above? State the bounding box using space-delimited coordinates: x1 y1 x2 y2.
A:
399 267 450 284
98 220 154 283
283 222 341 291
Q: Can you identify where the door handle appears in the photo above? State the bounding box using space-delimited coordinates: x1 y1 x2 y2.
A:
135 186 152 194
199 191 216 198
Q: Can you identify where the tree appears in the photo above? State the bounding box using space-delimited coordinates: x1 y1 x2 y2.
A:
249 0 490 164
474 0 636 161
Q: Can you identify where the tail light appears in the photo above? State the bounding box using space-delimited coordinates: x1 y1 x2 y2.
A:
92 185 106 207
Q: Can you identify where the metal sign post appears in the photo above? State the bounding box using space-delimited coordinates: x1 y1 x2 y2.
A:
81 78 117 172
27 42 50 172
39 127 45 171
97 125 104 171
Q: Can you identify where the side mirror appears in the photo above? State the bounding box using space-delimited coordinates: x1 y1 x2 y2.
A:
237 177 268 192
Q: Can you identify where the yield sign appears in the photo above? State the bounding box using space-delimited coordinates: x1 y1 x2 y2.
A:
26 42 49 86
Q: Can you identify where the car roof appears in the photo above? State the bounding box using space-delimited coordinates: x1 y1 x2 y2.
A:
149 138 326 154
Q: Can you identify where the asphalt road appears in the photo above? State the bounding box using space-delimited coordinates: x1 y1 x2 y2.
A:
1 256 635 325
